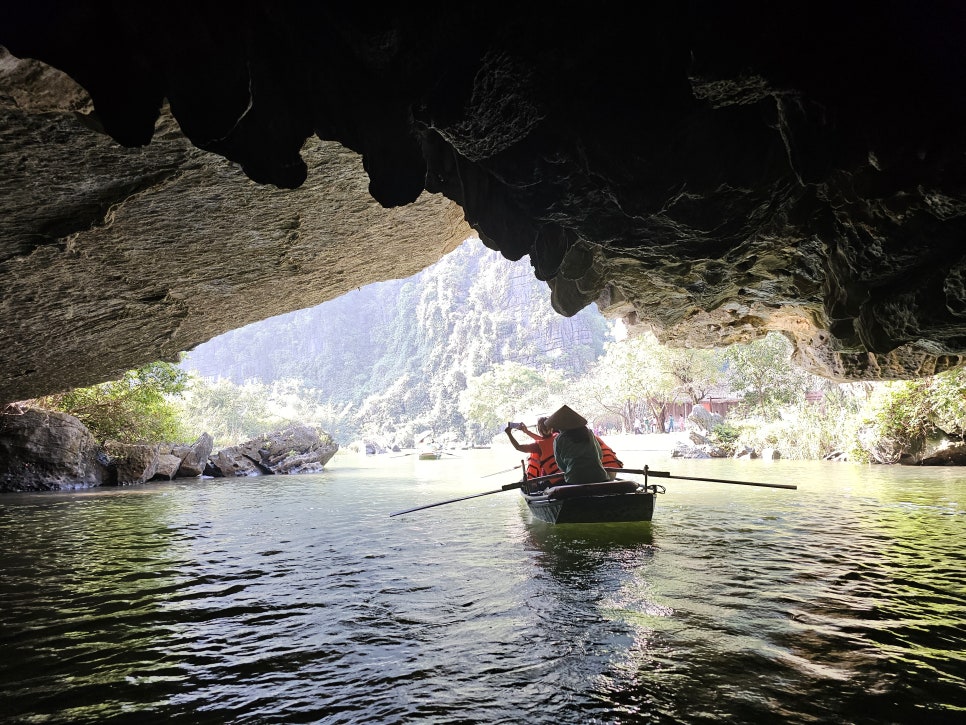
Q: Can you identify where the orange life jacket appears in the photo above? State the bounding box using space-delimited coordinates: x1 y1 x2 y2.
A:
596 436 623 470
526 436 561 479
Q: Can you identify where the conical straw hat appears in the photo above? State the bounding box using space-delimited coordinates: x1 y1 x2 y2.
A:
546 404 587 430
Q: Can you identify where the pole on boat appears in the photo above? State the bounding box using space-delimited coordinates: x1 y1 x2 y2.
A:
480 466 519 478
607 467 797 490
389 480 526 517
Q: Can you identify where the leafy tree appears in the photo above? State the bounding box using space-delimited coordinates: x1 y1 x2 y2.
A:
575 334 680 432
459 362 564 440
725 332 813 418
853 367 966 463
856 380 932 463
928 366 966 438
33 362 189 443
666 346 727 405
177 377 286 447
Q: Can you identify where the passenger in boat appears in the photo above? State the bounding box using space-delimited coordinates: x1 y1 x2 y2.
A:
545 405 610 485
504 417 561 486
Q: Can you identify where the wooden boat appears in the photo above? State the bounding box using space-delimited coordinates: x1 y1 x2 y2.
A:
389 465 793 521
417 450 443 460
521 478 664 524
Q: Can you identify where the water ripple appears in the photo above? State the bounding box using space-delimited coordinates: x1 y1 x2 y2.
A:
1 459 964 723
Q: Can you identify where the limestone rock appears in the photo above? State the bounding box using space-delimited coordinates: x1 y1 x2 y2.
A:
671 442 712 459
104 441 160 485
153 453 182 481
1 4 966 403
918 444 966 466
0 406 111 491
688 407 725 436
0 50 470 405
206 425 338 477
175 433 213 478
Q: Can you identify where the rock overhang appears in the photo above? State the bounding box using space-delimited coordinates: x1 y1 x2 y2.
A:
1 1 966 404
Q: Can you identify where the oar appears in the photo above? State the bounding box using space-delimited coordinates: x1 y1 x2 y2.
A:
480 466 519 478
390 452 416 458
606 467 797 490
389 480 527 517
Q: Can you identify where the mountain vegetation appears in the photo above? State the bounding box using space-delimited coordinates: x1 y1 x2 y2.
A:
181 238 611 446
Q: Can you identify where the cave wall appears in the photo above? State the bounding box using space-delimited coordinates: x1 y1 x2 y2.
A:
2 2 966 403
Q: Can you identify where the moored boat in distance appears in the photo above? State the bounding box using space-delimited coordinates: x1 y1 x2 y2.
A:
417 450 443 460
521 478 664 524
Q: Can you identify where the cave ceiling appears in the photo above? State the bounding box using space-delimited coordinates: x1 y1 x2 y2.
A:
2 2 966 404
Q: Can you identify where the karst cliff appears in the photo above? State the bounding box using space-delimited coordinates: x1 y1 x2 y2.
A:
2 2 966 404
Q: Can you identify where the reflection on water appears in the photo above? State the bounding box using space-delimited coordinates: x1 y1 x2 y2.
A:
525 519 656 583
0 450 964 723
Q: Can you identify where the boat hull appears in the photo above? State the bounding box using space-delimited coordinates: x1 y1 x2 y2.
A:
522 479 656 524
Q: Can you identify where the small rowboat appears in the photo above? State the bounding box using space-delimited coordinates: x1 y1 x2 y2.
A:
521 478 664 524
418 450 443 460
389 466 793 521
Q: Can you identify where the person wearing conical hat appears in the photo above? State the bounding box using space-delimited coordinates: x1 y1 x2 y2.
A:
545 405 609 485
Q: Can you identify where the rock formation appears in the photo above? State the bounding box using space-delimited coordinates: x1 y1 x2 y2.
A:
204 425 338 478
0 406 337 491
0 407 112 490
2 3 966 403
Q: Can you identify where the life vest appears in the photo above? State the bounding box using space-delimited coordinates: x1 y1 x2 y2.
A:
526 436 561 479
596 437 623 470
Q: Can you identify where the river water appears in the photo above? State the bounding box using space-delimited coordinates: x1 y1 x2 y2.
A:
1 439 964 724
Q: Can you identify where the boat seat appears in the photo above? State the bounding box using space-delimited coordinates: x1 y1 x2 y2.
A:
545 479 640 499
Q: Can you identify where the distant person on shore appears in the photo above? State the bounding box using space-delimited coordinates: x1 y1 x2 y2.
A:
545 405 609 485
504 417 561 485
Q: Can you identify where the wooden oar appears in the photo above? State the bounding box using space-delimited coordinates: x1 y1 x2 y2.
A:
607 467 797 490
480 466 519 478
389 480 527 517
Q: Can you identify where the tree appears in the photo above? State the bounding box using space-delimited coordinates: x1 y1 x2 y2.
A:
33 361 190 443
576 334 681 432
928 366 966 438
178 377 285 447
459 362 562 440
725 332 812 418
666 346 727 405
856 380 932 463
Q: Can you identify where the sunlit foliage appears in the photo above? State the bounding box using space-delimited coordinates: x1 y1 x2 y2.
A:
725 333 813 418
183 238 609 444
32 362 189 443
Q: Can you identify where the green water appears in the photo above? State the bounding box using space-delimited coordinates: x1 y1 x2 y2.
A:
0 443 963 723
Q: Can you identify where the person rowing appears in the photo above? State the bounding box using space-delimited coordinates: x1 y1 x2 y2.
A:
545 405 610 485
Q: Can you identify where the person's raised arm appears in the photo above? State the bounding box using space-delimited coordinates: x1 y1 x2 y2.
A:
520 423 541 441
505 425 536 453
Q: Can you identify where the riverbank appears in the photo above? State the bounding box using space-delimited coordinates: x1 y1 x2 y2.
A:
598 431 691 456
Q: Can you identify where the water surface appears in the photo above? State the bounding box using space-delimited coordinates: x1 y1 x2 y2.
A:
1 443 964 723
